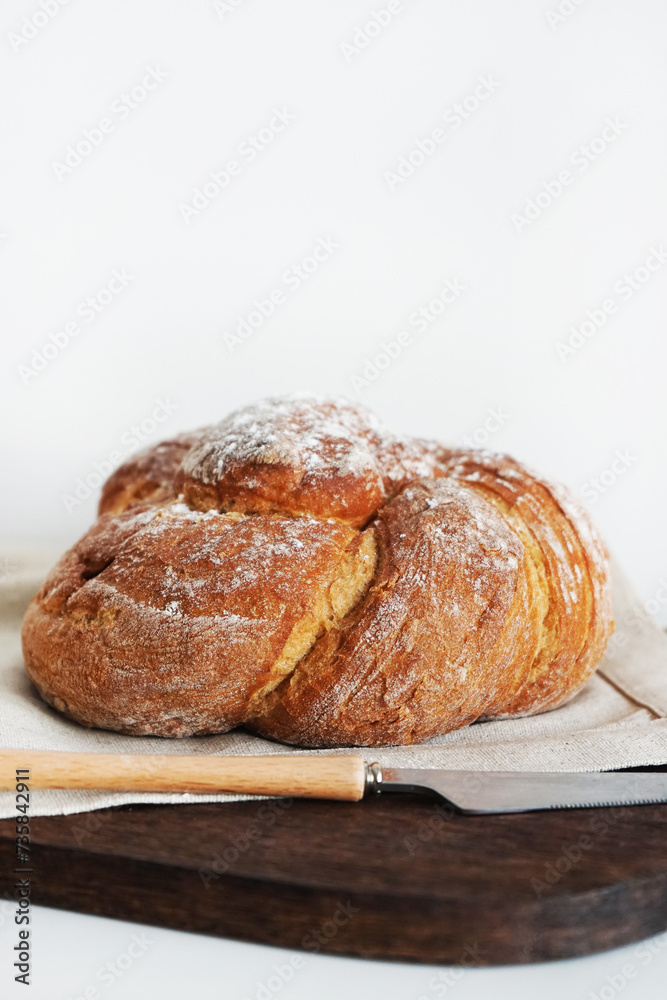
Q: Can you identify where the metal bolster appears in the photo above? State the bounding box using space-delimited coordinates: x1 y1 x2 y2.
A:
364 761 383 795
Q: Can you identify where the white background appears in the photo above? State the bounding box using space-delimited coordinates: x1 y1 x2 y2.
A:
1 0 667 996
0 904 666 1000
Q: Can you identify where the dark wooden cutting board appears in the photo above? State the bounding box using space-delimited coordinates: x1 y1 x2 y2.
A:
2 790 667 964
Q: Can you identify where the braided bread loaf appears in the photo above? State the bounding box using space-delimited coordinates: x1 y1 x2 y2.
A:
21 396 613 747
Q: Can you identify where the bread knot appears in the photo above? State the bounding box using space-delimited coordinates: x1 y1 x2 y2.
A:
21 395 614 746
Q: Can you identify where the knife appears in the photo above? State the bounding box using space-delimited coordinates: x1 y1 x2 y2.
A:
1 749 666 813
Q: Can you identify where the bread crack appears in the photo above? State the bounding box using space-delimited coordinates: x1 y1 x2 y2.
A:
245 528 378 717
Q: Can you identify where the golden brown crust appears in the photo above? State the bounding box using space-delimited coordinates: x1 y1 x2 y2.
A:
177 397 445 527
21 396 614 745
248 480 541 746
431 450 614 718
22 503 376 736
99 431 207 516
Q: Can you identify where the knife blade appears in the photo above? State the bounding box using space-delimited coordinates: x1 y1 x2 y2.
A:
369 765 667 814
1 749 667 813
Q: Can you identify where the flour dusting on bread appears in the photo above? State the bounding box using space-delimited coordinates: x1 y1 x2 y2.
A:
21 395 614 746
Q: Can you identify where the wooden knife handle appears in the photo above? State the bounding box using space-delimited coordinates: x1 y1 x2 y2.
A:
0 749 367 801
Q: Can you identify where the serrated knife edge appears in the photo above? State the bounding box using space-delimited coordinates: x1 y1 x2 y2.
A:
372 767 667 814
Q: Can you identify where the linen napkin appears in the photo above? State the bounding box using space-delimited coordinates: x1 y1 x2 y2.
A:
1 551 665 818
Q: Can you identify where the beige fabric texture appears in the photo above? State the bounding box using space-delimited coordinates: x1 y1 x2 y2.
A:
1 552 666 818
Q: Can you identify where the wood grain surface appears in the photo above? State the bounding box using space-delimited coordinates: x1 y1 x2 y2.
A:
2 792 667 964
0 749 367 800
